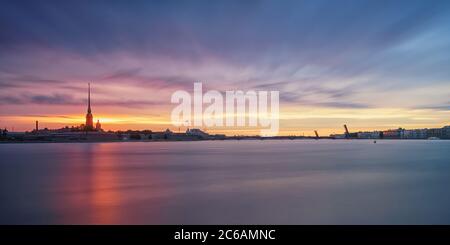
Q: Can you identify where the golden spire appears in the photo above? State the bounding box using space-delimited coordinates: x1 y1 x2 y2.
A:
87 82 91 113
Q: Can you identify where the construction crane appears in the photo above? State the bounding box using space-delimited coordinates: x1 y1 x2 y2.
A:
344 124 350 139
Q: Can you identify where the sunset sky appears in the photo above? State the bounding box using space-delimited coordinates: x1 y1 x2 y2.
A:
1 0 449 135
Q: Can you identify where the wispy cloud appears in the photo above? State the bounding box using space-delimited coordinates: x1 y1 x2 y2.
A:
311 102 371 109
415 102 450 111
0 93 162 108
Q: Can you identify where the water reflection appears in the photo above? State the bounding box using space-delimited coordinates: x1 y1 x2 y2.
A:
55 144 124 224
54 143 122 223
89 144 121 223
53 143 169 224
1 140 450 224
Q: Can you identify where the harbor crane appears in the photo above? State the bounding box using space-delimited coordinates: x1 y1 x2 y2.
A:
344 124 350 139
314 130 319 139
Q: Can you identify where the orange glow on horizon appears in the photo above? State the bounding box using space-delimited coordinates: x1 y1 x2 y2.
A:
0 103 448 136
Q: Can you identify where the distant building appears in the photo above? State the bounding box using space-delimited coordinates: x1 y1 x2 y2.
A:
148 129 173 140
0 128 8 140
427 127 443 139
401 129 427 139
330 133 346 139
443 126 450 139
95 120 102 131
382 128 404 139
186 128 209 139
357 131 381 139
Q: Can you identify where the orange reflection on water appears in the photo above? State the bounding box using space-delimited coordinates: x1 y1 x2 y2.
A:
89 143 121 224
55 142 169 224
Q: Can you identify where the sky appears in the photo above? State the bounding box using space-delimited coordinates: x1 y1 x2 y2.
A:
1 0 449 135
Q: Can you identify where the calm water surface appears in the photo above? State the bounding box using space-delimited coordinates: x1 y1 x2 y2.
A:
1 140 449 224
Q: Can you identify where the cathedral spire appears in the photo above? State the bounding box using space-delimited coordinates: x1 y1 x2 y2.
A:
87 82 91 113
85 83 94 130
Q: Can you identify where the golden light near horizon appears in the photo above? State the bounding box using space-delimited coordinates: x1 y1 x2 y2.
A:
1 103 447 136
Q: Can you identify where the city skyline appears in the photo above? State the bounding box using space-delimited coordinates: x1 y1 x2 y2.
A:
1 0 450 136
4 80 449 138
